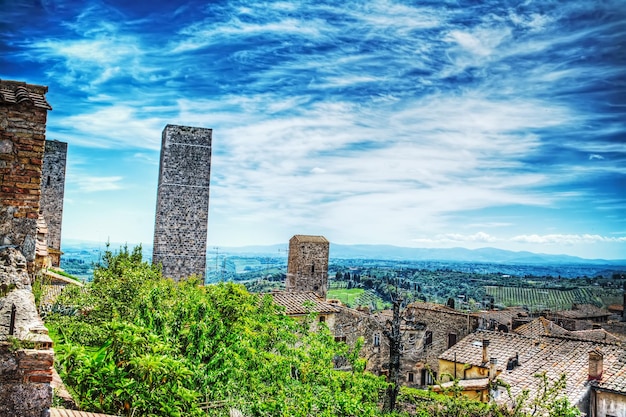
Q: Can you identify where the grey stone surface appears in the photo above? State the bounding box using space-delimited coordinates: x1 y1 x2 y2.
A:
40 140 67 253
153 124 212 281
0 381 52 417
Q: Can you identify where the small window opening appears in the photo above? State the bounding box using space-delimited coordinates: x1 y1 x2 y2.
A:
408 372 415 383
319 315 326 323
46 176 51 186
424 331 433 348
374 333 381 347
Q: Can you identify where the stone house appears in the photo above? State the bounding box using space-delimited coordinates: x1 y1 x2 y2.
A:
396 301 479 386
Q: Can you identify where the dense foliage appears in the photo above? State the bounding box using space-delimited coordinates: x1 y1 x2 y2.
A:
47 245 387 416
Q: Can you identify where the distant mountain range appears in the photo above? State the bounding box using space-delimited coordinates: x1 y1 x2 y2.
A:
61 239 625 266
211 243 626 266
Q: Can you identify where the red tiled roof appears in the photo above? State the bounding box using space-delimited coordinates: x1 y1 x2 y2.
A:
50 409 119 417
596 351 626 393
0 79 52 110
269 291 339 315
552 304 612 319
440 330 626 404
405 301 469 317
514 317 570 338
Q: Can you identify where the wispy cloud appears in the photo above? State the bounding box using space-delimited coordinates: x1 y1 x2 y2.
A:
512 234 626 245
71 176 124 193
1 0 624 258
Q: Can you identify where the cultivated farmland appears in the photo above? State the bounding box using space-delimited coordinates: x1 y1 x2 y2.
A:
485 286 601 311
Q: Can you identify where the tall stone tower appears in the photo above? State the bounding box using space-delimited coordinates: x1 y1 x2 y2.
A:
40 140 67 266
286 235 329 299
152 124 212 281
0 80 52 264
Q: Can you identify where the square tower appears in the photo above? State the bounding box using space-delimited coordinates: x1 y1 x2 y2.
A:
286 235 329 299
152 124 212 281
40 140 67 266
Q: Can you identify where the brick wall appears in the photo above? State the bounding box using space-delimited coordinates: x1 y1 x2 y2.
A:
1 80 54 417
0 80 51 263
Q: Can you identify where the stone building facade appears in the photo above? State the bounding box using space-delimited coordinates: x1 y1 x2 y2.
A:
286 235 329 299
0 80 52 263
402 302 479 384
40 140 67 267
153 124 212 281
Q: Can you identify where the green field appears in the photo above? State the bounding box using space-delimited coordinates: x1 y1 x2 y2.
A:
327 288 389 310
485 286 602 311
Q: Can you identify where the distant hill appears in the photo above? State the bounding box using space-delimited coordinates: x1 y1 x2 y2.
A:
61 239 626 266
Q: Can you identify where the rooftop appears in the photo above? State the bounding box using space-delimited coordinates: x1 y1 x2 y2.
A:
551 304 612 319
0 79 52 110
269 291 339 315
290 235 329 244
440 329 625 405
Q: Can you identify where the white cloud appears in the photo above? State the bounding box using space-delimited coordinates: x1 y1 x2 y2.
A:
512 234 626 245
72 176 124 193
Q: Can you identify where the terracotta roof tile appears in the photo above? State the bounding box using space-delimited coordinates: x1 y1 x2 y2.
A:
0 79 52 110
269 291 339 315
514 317 570 338
440 330 626 404
552 304 611 319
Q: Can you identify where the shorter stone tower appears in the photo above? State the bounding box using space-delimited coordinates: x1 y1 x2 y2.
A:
152 124 212 281
40 140 67 267
286 235 329 299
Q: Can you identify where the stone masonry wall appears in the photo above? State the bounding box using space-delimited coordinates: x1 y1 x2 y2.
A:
0 81 51 263
1 247 54 417
153 124 212 281
286 235 329 299
404 303 479 379
40 140 67 255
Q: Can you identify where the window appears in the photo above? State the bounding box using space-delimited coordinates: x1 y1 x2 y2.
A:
311 264 315 273
407 372 415 383
319 315 326 323
424 331 432 348
335 336 347 343
374 333 381 347
447 333 457 348
421 369 436 385
46 176 51 186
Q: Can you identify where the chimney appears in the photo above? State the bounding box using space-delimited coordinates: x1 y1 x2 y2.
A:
489 357 498 380
482 339 490 364
588 349 604 381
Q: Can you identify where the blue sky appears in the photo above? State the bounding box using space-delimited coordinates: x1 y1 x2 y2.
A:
1 0 625 259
